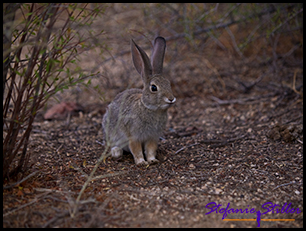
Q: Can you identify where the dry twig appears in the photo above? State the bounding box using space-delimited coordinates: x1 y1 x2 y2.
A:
3 170 39 190
272 181 298 191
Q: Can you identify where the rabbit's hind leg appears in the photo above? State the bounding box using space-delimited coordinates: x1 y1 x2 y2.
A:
111 147 123 159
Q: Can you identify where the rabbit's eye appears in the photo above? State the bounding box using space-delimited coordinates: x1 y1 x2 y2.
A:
151 84 158 92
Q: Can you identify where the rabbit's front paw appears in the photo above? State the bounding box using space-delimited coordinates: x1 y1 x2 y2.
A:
148 158 159 165
135 158 148 166
111 147 123 159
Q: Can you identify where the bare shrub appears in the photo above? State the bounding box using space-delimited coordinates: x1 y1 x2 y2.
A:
3 3 107 179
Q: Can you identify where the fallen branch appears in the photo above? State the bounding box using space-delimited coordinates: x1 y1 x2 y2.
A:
272 181 298 191
71 145 112 218
210 96 246 105
236 73 266 93
34 188 79 194
3 170 39 190
3 198 38 217
175 143 201 154
202 134 247 148
42 210 70 228
91 171 128 182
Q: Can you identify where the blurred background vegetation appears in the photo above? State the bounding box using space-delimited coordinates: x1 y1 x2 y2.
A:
3 3 303 178
87 3 303 100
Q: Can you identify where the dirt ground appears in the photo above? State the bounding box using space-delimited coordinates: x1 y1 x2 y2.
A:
3 4 303 228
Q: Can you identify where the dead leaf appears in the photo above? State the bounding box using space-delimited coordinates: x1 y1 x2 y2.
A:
17 189 24 197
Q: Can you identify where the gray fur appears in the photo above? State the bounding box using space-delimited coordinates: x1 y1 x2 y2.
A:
102 37 176 166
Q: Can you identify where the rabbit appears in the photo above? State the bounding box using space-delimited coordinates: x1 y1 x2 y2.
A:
102 36 176 166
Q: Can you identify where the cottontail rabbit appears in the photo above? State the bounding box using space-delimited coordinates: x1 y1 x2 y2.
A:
102 37 176 166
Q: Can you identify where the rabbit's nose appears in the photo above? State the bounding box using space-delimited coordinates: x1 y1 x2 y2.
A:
165 96 176 104
169 97 176 103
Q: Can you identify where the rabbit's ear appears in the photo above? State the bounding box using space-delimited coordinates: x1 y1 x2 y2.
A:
151 37 166 75
131 39 152 84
